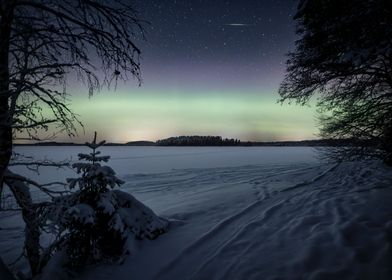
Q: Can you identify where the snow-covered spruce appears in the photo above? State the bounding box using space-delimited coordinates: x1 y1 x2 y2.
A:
47 133 168 268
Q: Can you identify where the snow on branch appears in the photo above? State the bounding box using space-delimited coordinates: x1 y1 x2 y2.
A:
40 133 168 270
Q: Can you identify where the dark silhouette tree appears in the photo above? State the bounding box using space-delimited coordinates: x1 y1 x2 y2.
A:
279 0 392 164
0 0 143 190
0 0 143 276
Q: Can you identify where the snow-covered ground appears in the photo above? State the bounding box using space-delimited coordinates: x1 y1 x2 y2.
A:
1 147 392 279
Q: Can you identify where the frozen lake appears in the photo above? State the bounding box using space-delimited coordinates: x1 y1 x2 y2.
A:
9 146 321 206
12 146 320 175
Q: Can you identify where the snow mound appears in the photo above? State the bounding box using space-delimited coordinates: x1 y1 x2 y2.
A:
38 190 169 279
51 189 169 243
113 190 169 240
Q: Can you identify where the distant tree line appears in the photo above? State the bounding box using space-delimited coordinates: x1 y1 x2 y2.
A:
156 136 241 146
14 138 366 147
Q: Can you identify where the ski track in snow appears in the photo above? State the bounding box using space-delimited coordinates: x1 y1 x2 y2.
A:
121 162 391 280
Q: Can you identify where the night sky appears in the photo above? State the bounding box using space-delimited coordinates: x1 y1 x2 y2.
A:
135 0 297 90
69 0 317 142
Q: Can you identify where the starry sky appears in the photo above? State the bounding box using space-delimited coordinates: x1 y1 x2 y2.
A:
68 0 317 143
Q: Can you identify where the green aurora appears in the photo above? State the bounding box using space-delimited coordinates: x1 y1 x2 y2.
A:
66 89 317 143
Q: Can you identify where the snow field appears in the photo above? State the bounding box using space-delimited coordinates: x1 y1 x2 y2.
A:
1 147 391 279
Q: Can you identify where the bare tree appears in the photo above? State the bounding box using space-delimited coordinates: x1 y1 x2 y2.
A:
279 0 392 164
0 0 143 276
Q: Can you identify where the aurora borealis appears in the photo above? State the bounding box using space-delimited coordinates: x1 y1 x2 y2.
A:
64 0 317 143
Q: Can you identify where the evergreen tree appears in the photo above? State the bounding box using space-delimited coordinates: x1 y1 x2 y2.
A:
63 132 125 267
46 133 168 270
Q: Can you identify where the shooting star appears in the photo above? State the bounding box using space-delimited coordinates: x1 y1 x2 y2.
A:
224 23 255 27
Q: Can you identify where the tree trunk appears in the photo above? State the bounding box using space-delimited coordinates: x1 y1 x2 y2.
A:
4 170 41 276
0 88 12 203
0 0 14 201
1 3 23 277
